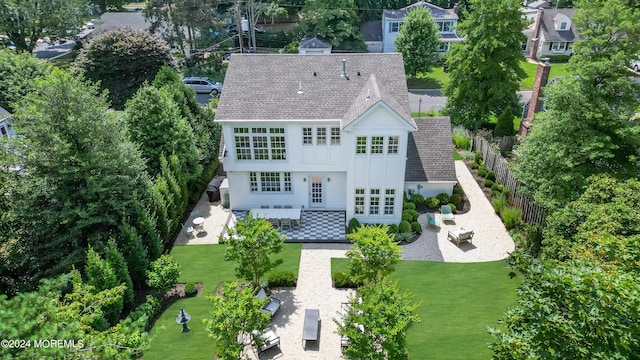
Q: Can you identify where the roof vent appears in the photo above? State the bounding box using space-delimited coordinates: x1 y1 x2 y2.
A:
297 80 304 95
342 58 349 80
357 71 361 76
313 71 317 76
366 88 371 101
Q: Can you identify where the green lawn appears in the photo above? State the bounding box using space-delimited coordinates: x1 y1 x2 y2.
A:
144 243 302 360
407 61 571 90
332 259 520 360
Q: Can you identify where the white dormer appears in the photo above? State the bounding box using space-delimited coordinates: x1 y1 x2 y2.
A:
553 13 571 31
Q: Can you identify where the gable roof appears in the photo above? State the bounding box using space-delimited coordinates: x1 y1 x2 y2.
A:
360 20 382 42
526 0 551 9
539 8 580 42
298 37 332 49
342 74 416 130
405 117 456 182
383 1 458 21
216 54 412 124
0 106 10 120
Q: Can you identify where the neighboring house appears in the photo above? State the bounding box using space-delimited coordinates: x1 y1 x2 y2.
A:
381 1 463 53
216 54 456 225
0 106 15 139
523 7 580 60
298 37 332 55
360 20 383 53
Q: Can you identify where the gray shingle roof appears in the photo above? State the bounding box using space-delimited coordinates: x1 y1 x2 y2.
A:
383 1 458 20
540 9 580 42
527 0 551 9
360 20 382 42
342 74 415 129
405 117 456 182
216 54 412 122
298 37 332 49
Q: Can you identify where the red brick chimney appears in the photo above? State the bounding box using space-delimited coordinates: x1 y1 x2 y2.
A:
519 58 551 137
528 8 544 60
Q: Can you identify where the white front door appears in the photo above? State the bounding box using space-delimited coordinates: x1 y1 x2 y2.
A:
309 176 324 208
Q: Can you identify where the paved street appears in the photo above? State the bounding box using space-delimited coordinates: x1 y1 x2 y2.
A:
408 90 532 114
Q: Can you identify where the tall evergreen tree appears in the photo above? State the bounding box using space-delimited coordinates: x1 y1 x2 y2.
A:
85 247 123 328
2 69 150 287
118 223 150 289
443 0 527 129
104 239 135 308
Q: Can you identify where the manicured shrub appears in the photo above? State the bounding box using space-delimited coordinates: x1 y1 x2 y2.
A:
491 190 502 197
399 220 412 233
436 192 450 205
128 295 161 330
486 171 496 181
388 223 399 234
268 270 297 287
348 218 360 234
477 167 488 177
484 179 494 188
494 107 516 137
411 221 422 234
403 201 416 210
524 224 543 257
492 194 508 213
395 232 414 243
500 207 522 229
410 193 425 207
447 203 457 213
470 162 479 169
332 271 362 288
452 185 463 196
452 125 471 150
450 194 462 206
408 209 419 221
402 212 414 222
184 282 198 296
491 183 502 192
474 151 483 164
425 197 439 208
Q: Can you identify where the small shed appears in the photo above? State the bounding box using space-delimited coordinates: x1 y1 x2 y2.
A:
298 37 332 55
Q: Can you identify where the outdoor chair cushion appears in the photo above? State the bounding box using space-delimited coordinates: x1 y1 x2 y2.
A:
256 288 282 317
448 228 474 246
440 205 455 221
425 212 440 227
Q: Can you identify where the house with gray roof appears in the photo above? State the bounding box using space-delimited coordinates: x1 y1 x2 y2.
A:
523 8 580 60
0 106 14 139
216 53 456 226
381 1 463 53
298 37 332 55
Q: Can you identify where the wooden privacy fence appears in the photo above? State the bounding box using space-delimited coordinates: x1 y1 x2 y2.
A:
472 137 547 225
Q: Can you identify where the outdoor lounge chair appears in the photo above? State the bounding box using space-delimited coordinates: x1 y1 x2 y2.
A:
254 327 280 353
425 212 440 227
280 218 292 230
440 205 455 222
256 288 282 317
447 228 474 246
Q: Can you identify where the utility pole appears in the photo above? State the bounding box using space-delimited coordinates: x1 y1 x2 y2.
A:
235 0 244 53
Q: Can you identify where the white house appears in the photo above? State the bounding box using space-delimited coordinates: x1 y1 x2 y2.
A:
381 1 463 53
0 106 14 139
523 8 580 60
216 53 456 226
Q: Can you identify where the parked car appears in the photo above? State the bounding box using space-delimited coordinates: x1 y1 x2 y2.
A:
182 77 223 95
631 58 640 72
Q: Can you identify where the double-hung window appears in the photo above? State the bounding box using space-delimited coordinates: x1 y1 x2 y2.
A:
371 136 384 154
384 189 395 215
355 189 365 215
387 136 399 154
356 136 367 154
316 127 327 145
330 127 341 145
302 127 313 145
389 22 401 33
369 189 380 215
250 172 292 193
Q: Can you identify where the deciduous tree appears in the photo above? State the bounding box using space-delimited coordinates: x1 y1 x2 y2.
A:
0 50 51 112
204 281 270 360
515 0 640 209
146 254 181 294
394 7 441 78
0 0 88 53
300 0 367 51
73 28 174 109
337 277 421 360
346 225 401 284
443 0 527 129
222 213 285 288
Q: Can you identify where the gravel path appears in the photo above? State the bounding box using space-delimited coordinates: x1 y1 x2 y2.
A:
401 161 515 262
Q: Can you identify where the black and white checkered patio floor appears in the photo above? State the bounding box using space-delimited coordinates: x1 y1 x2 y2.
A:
232 210 347 242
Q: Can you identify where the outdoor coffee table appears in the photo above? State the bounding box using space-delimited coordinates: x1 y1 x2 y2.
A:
302 309 320 346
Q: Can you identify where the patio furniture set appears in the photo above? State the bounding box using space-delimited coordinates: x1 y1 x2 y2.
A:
253 288 283 354
251 206 302 229
426 205 475 247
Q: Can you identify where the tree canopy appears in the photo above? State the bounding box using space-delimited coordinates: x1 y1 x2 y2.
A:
0 69 150 291
443 0 527 129
73 28 174 110
222 213 285 288
346 225 401 284
300 0 367 51
515 0 640 209
394 7 441 78
0 50 51 112
0 0 88 53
